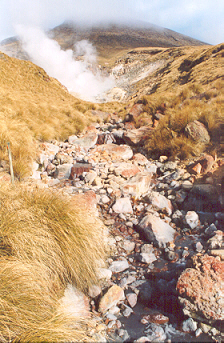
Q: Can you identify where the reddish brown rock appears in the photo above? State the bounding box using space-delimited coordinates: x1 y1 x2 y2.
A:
123 126 153 146
132 153 149 165
141 309 169 325
114 162 140 179
190 163 202 175
177 254 224 321
73 190 98 210
198 154 215 174
129 103 144 118
70 163 92 179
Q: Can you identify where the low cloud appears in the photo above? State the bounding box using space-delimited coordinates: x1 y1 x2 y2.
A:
16 25 114 101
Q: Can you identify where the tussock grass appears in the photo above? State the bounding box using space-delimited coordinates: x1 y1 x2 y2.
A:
0 184 106 342
142 78 224 159
0 53 96 178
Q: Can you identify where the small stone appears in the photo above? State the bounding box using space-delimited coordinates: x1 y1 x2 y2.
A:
88 285 101 298
99 285 125 313
182 180 193 190
92 176 102 187
195 328 202 337
139 253 157 264
182 318 197 332
123 306 133 317
101 195 110 204
159 156 168 163
104 219 115 226
126 293 138 308
106 313 117 321
109 259 129 273
123 240 135 253
195 241 203 252
107 306 120 316
107 320 116 329
185 211 199 229
200 323 211 334
138 214 176 248
98 268 112 280
117 329 130 341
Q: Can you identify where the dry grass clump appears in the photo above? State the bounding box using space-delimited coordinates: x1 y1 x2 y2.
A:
0 183 106 342
0 52 98 178
143 79 224 159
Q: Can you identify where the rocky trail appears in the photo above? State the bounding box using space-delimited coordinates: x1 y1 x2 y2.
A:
22 108 224 342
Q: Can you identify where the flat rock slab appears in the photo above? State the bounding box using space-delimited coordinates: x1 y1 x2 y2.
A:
70 132 98 149
112 197 133 214
114 162 140 179
92 144 133 161
138 214 176 248
109 259 129 273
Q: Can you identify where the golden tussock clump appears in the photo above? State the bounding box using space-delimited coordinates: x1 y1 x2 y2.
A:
142 78 224 159
0 183 106 342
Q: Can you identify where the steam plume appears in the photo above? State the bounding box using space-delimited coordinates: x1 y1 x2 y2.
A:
15 25 114 102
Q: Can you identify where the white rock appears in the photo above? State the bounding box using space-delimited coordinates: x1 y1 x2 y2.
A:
97 268 112 280
140 252 157 264
185 211 199 229
88 285 101 298
123 306 133 317
112 197 133 214
101 195 110 204
126 293 138 308
182 318 197 332
138 214 176 248
145 191 173 216
123 240 135 253
109 259 129 273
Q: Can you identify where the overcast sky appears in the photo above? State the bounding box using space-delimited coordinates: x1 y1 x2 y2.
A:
0 0 224 44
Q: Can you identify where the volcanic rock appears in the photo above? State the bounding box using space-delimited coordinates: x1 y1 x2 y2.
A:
177 254 224 322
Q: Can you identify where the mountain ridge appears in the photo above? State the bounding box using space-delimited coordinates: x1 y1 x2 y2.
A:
0 21 208 63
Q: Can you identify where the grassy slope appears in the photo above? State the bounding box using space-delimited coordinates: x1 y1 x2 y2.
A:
101 44 224 159
0 52 98 177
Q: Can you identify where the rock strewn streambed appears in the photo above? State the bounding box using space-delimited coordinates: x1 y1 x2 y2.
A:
24 110 224 342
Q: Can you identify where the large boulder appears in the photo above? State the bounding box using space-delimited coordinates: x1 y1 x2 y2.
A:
177 254 224 322
185 120 210 144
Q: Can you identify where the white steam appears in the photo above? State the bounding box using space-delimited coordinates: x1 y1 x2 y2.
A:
15 25 114 102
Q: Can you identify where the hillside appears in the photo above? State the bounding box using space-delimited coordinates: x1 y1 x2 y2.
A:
0 51 97 177
0 22 208 63
0 25 223 178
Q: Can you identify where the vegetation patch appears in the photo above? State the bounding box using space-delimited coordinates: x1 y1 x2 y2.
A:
0 184 106 342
